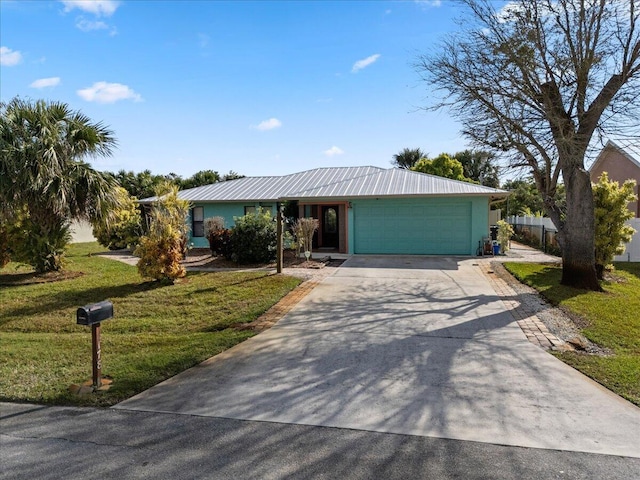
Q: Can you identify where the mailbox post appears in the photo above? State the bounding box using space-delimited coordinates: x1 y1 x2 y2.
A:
77 300 113 389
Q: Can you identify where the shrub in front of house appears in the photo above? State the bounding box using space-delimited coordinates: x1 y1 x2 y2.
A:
205 217 233 259
134 183 189 283
92 187 142 250
230 208 276 264
496 220 514 253
593 173 637 279
8 214 71 272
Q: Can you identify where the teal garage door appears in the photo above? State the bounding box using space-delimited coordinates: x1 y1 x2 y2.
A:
354 200 472 254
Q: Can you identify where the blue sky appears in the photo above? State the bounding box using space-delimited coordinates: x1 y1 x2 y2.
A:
1 0 475 178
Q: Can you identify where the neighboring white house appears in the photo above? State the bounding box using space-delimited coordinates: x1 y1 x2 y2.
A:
69 220 96 244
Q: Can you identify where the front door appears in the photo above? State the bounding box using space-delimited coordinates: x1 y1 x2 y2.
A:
321 206 339 249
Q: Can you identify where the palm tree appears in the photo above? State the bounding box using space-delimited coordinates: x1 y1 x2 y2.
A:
1 98 120 272
391 148 426 169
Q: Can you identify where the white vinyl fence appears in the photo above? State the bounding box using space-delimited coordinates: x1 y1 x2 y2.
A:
507 216 559 253
508 216 640 262
615 219 640 262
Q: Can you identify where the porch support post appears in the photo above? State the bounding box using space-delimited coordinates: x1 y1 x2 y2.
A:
276 202 283 273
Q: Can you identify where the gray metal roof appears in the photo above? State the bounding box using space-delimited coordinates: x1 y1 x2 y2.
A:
173 166 384 202
285 168 507 199
141 166 507 203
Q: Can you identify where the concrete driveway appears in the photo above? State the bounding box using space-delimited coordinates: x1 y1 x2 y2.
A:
116 256 640 458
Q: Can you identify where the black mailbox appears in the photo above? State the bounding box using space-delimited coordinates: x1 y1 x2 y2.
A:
77 300 114 326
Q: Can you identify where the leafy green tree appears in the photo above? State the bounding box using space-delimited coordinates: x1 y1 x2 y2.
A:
417 0 640 290
134 182 191 283
593 173 637 279
500 177 566 218
453 150 500 188
411 153 474 182
1 98 120 272
113 169 172 200
179 170 221 190
92 187 142 250
221 171 244 181
392 148 426 170
112 169 243 199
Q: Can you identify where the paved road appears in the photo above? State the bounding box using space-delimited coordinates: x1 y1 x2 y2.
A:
2 402 639 480
116 256 640 457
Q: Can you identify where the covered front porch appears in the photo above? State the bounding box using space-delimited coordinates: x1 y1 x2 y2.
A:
298 201 349 254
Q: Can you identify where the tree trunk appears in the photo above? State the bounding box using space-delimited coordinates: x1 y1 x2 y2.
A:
559 166 602 291
595 263 605 281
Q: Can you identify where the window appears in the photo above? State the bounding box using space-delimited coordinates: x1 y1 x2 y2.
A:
244 206 256 215
192 206 204 237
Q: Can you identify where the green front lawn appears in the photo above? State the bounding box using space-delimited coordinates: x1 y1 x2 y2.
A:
504 262 640 406
0 243 301 406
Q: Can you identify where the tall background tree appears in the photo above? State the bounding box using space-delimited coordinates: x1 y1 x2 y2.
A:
411 153 475 182
1 98 120 272
417 0 640 290
112 169 169 200
501 177 566 217
179 170 220 190
112 168 244 199
392 148 426 169
454 150 500 188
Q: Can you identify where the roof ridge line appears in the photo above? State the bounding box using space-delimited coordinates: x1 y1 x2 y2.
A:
285 167 388 196
406 168 505 192
606 139 640 168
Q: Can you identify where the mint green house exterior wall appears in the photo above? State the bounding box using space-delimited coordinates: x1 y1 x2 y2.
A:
187 202 277 248
351 197 489 255
187 197 490 254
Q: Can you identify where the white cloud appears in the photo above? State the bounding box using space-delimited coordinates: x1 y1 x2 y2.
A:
30 77 61 89
76 18 109 31
415 0 442 7
72 13 118 34
61 0 120 16
496 2 525 23
252 118 282 131
324 146 344 157
77 81 142 103
0 46 22 66
351 54 381 73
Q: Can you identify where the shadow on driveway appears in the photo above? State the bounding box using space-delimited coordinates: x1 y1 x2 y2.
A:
115 257 640 458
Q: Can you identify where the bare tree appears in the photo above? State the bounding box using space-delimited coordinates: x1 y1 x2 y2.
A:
417 0 640 290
